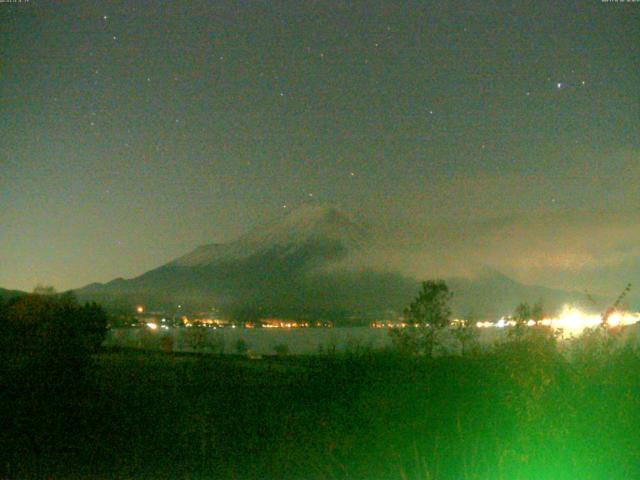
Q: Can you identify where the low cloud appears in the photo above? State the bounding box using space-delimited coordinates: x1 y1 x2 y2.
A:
342 206 639 302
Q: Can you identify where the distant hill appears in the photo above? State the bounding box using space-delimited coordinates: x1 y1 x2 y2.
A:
447 268 597 319
549 257 639 310
0 287 27 301
76 205 597 322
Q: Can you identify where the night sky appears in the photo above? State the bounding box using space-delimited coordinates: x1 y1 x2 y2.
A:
1 1 638 297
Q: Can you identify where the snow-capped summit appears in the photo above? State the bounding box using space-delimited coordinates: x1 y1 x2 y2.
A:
171 204 368 267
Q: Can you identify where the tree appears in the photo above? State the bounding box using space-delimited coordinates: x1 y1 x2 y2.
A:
452 312 479 356
33 284 57 296
77 301 109 353
393 280 453 356
513 302 531 323
0 292 108 468
0 292 108 363
511 302 531 340
531 300 544 325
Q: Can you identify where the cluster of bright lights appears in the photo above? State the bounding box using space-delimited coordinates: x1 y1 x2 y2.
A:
475 305 640 337
145 322 169 331
141 306 639 337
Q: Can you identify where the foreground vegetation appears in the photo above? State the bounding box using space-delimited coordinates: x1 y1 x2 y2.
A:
1 343 639 477
1 291 639 479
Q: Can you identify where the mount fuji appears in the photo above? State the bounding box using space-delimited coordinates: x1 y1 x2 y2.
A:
75 204 593 322
169 204 368 268
76 205 415 320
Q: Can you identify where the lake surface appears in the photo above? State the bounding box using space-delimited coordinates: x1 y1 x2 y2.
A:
104 326 542 355
104 323 640 356
106 326 392 355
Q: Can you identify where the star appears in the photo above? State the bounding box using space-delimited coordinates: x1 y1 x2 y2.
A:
103 15 108 21
556 82 563 89
112 35 118 41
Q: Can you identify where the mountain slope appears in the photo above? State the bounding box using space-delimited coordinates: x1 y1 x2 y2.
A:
76 205 385 318
76 206 599 321
171 204 368 268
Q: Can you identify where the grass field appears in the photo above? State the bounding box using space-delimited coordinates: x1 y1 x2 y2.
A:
2 335 639 479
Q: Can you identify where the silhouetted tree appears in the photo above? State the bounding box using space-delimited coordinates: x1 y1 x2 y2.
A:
531 300 545 325
393 280 453 356
452 312 479 356
32 284 57 296
512 302 531 340
78 301 109 353
0 291 107 363
0 291 108 474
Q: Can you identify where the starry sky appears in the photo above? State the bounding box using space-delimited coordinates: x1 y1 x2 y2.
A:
1 0 638 298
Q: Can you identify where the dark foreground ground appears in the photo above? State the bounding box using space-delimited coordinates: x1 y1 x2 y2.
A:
1 339 639 480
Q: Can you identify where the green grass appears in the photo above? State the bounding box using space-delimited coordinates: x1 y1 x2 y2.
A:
1 341 639 479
